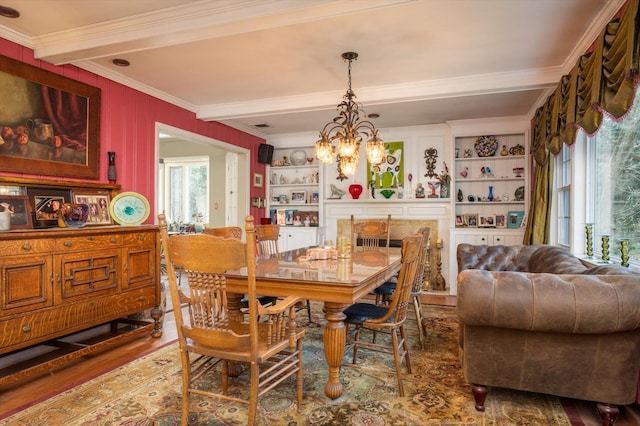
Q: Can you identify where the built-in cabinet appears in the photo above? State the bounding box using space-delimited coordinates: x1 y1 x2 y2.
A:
447 119 530 293
267 146 321 249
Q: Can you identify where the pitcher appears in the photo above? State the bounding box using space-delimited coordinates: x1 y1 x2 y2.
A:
26 118 54 142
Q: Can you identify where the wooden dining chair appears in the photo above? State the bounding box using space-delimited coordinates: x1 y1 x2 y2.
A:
255 224 313 323
342 231 424 397
205 226 277 308
374 227 431 348
203 226 243 240
159 214 305 425
350 214 391 252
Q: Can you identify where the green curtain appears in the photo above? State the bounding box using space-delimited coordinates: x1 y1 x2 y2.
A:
525 0 640 244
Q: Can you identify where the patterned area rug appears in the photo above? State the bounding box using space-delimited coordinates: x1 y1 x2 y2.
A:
1 305 571 425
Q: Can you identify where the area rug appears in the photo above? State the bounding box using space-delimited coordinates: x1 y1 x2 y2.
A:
0 305 572 425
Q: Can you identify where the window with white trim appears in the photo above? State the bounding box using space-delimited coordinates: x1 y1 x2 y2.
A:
555 143 571 247
587 88 640 264
161 156 209 225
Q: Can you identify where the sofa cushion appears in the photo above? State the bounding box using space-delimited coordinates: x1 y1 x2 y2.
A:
527 245 587 274
457 270 640 334
456 244 539 273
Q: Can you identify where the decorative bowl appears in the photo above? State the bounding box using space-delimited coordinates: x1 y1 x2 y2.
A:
474 135 498 157
380 189 395 199
513 167 525 177
290 150 307 166
348 184 363 199
58 203 89 228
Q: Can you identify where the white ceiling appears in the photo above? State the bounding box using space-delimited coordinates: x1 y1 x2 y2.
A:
0 0 624 137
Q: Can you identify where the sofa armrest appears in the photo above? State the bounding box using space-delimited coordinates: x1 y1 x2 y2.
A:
457 270 640 334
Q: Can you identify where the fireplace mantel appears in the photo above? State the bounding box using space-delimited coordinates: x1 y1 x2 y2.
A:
322 199 452 294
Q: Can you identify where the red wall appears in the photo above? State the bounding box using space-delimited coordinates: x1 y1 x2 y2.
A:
0 37 267 222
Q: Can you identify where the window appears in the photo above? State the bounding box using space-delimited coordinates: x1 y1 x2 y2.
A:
161 156 209 225
588 89 640 264
555 143 571 247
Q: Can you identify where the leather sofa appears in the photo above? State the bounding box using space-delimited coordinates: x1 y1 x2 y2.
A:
456 243 640 426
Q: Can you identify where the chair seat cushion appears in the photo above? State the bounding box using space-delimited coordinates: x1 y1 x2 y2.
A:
374 281 396 295
344 303 390 325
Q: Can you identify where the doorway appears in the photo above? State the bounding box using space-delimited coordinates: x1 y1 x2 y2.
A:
155 123 250 228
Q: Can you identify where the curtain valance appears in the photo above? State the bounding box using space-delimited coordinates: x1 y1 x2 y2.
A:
531 0 639 165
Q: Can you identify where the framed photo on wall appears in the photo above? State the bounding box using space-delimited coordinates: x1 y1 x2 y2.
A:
253 173 263 187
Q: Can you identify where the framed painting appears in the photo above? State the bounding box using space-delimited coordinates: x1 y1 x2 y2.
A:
0 55 101 179
0 195 33 230
73 190 112 225
253 173 263 187
26 187 72 228
367 141 404 189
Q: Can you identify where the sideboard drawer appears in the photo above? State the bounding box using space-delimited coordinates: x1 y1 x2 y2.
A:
0 239 55 256
55 234 122 251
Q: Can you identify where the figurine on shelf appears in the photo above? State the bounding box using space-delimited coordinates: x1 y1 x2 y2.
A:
460 166 468 178
415 182 425 198
463 148 473 158
329 184 346 199
500 145 509 156
282 156 291 166
370 181 376 199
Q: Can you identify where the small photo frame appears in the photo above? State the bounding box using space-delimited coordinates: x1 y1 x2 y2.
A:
507 211 525 229
290 190 307 203
455 214 465 228
0 195 33 230
27 187 71 228
253 173 263 187
251 196 260 208
495 214 506 228
73 191 112 225
465 213 478 228
311 191 320 204
479 214 496 228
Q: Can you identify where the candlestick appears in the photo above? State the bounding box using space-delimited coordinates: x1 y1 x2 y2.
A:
585 223 593 258
620 239 630 267
600 235 610 264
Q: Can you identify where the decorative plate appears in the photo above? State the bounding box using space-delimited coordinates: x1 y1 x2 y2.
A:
514 186 525 201
290 150 307 166
474 135 498 157
110 192 150 226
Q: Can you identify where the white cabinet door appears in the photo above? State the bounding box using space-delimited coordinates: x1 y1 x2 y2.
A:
278 227 318 251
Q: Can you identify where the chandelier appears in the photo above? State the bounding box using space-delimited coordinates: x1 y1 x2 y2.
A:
314 52 385 177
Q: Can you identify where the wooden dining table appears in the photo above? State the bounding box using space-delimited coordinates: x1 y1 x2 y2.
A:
225 246 401 400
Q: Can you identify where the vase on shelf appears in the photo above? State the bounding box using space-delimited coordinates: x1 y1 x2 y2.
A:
107 152 117 183
348 184 363 199
487 185 494 201
440 182 450 198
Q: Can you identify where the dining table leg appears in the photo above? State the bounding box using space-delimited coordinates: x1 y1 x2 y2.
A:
225 292 246 377
323 302 348 399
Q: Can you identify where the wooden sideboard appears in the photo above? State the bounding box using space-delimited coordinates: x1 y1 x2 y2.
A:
0 225 162 385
